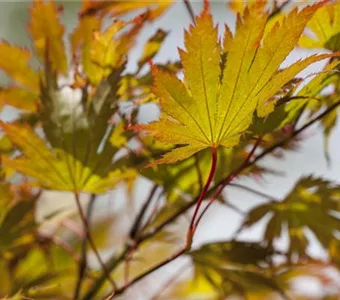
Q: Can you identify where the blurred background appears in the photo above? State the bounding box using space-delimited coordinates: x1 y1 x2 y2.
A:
0 1 339 299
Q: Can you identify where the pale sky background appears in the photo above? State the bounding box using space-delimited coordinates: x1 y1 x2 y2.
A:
0 1 339 299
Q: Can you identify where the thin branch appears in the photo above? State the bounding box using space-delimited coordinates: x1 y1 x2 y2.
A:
73 192 117 294
252 99 340 165
150 263 190 300
138 190 164 233
74 194 96 299
229 182 278 201
129 185 158 239
82 99 340 299
183 0 196 24
105 247 187 299
83 247 129 300
193 139 261 231
187 147 217 243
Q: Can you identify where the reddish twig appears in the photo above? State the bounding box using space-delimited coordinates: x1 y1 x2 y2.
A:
187 147 218 246
193 138 261 232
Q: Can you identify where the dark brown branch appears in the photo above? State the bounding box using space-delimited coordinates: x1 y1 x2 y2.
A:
183 0 196 24
129 185 158 239
74 194 96 299
73 192 117 294
150 264 190 300
105 247 187 299
229 182 278 201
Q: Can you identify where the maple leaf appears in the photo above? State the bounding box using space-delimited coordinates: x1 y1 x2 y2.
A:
0 87 38 112
0 64 133 194
137 29 168 72
80 0 173 20
0 42 39 92
238 176 340 260
70 14 102 85
282 60 340 161
0 122 132 194
167 241 286 299
284 60 340 125
299 1 340 51
28 0 67 73
71 14 144 85
0 180 38 255
118 61 181 104
138 1 335 165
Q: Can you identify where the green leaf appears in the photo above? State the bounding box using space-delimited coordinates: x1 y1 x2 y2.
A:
299 1 340 51
1 66 134 193
137 29 168 71
239 176 340 260
186 241 286 298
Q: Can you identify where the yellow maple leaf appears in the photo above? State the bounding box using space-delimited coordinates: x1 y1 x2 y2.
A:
70 15 102 85
71 14 144 85
80 0 173 20
0 87 38 112
0 42 39 92
138 2 335 165
299 1 340 51
28 0 67 73
0 122 132 194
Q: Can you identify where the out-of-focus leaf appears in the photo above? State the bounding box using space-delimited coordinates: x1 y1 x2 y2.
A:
28 0 67 73
71 14 144 85
0 42 39 92
321 95 339 162
190 241 277 267
118 61 181 103
0 182 13 222
70 15 102 85
0 184 38 256
283 60 340 126
137 29 168 71
0 135 13 154
299 1 340 51
80 0 173 20
89 20 127 84
11 248 68 299
184 241 285 298
239 176 340 260
250 105 288 135
0 87 38 112
1 56 136 193
0 122 132 194
228 0 245 14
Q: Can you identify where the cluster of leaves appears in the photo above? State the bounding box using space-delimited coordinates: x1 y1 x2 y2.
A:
0 0 340 299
